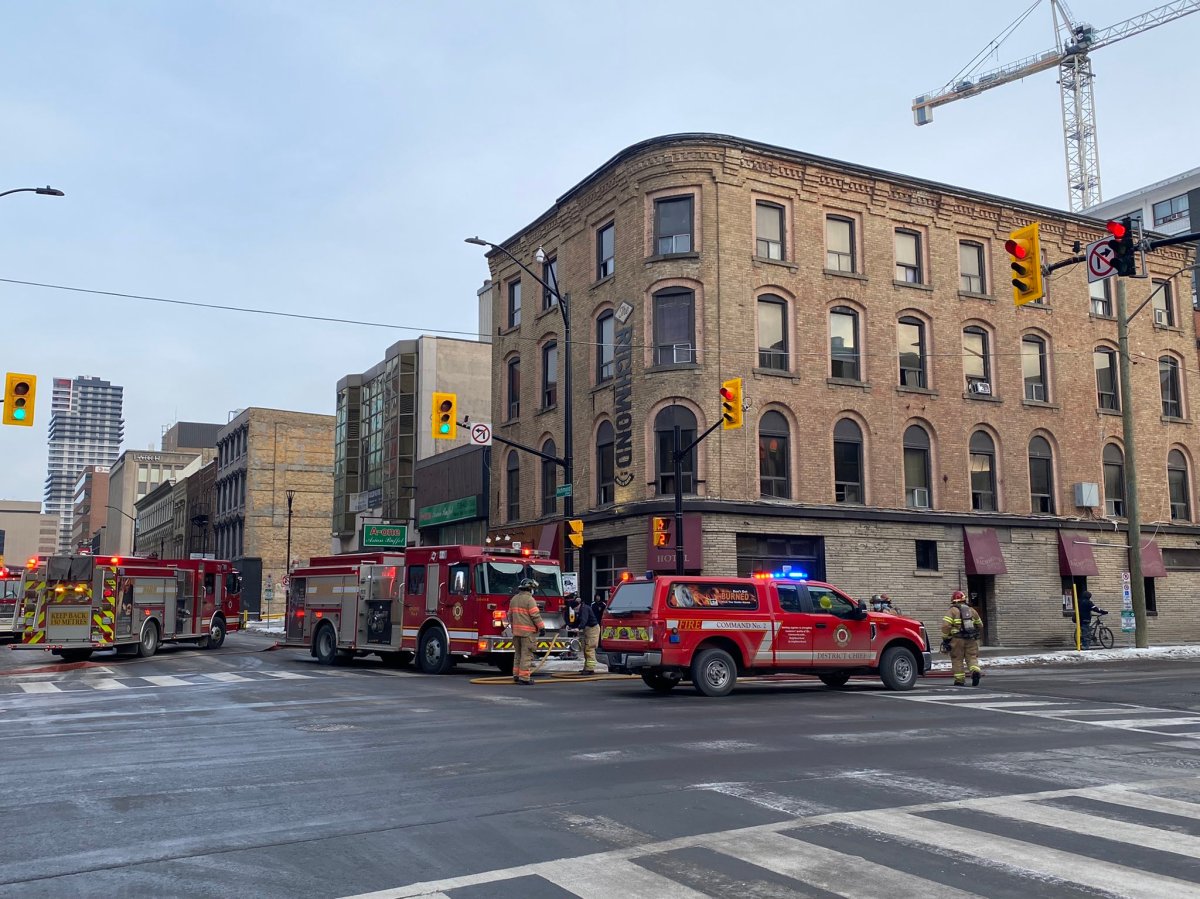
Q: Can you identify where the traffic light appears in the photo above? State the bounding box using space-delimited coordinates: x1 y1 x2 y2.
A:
1107 218 1138 277
431 391 457 440
2 373 36 427
720 377 743 430
1004 223 1044 307
567 519 584 548
652 516 671 548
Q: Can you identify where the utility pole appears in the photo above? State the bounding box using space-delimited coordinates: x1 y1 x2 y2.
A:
1114 276 1147 648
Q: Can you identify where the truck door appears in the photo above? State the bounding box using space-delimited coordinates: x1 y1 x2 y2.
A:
804 584 871 665
425 564 440 615
115 578 135 638
771 583 814 664
286 578 306 643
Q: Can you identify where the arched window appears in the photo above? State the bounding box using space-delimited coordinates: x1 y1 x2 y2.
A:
505 451 520 522
541 342 557 409
596 311 615 383
898 317 927 388
833 418 863 504
1094 347 1119 410
655 406 697 495
1103 444 1125 517
652 288 695 366
757 295 788 370
758 411 790 498
963 326 990 390
1169 449 1191 521
1022 335 1048 402
506 356 521 420
1160 355 1183 418
596 421 615 505
969 431 996 512
540 439 557 516
903 425 931 509
830 306 860 380
1028 436 1055 514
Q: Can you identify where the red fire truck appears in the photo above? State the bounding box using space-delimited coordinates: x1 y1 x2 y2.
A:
15 554 242 662
0 563 26 644
284 544 570 673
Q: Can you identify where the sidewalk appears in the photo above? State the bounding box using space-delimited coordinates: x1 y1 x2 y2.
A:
935 643 1200 671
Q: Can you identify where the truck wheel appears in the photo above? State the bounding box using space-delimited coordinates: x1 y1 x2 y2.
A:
818 672 852 688
418 628 452 674
642 672 680 693
880 646 918 691
494 655 514 676
313 624 338 666
57 649 94 663
691 648 737 697
205 618 227 650
137 621 160 659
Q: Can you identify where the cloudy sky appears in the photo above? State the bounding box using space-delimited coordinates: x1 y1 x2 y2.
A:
1 0 1196 501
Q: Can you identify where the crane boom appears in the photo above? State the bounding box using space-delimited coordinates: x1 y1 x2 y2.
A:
1086 0 1200 51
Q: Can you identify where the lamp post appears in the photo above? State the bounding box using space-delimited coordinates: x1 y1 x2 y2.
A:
285 489 296 577
465 237 575 571
106 504 137 555
0 186 64 199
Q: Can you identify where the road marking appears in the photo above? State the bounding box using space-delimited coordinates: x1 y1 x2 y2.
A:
18 682 61 694
141 675 191 687
1098 716 1200 729
89 679 130 691
202 672 252 683
540 856 709 899
261 671 313 679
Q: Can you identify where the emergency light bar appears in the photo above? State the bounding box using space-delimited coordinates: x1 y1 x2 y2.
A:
485 547 551 559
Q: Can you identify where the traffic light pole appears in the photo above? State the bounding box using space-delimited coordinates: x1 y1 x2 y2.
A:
672 418 724 575
1115 276 1148 648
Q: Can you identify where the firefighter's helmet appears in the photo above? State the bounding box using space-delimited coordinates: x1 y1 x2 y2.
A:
518 578 539 591
951 590 966 602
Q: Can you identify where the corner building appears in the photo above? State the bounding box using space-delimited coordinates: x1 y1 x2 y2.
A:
485 133 1198 647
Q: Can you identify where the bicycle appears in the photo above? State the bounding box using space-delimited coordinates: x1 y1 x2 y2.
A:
1077 610 1114 649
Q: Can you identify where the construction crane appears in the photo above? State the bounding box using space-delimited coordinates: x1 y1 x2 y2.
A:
912 0 1200 212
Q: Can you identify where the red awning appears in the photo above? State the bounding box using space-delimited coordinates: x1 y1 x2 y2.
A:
963 528 1008 576
1058 531 1099 576
1140 539 1167 578
537 524 560 555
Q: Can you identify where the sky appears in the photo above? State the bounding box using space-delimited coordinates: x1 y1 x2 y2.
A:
1 0 1196 502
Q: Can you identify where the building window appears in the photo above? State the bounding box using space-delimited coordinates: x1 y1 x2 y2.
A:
758 411 790 499
541 341 558 409
963 326 990 391
1160 355 1183 418
655 195 693 255
541 439 557 516
756 202 784 260
898 317 927 388
1029 435 1055 514
833 418 863 504
506 357 521 420
596 421 615 505
1152 279 1175 327
959 241 986 294
903 425 932 509
1153 193 1189 226
542 256 558 310
1093 347 1119 411
1169 448 1191 521
1022 335 1048 402
1089 279 1112 317
830 306 860 381
505 452 520 522
596 222 615 280
970 430 997 512
506 279 521 329
652 288 695 366
757 295 788 370
596 312 615 383
826 216 856 273
915 540 939 571
895 229 923 283
1103 444 1125 517
655 406 696 495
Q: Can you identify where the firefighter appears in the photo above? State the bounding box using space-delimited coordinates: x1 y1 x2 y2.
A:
565 592 600 676
509 577 545 685
941 590 983 687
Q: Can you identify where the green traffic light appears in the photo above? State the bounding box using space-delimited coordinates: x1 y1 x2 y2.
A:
12 408 25 421
438 421 450 434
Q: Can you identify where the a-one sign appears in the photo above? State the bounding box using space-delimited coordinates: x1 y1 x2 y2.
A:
1086 237 1116 283
469 422 493 446
361 524 408 548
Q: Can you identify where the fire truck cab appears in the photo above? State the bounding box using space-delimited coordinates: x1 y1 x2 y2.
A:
0 564 26 644
15 554 242 662
286 544 569 674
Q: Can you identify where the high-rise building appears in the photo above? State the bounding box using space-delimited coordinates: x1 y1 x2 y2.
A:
43 376 124 552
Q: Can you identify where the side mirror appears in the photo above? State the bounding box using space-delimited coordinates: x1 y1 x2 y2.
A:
850 605 869 620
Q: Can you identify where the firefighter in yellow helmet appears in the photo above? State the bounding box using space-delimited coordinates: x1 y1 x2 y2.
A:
941 590 983 686
509 578 545 685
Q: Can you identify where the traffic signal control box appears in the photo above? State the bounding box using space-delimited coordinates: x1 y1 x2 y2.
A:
2 373 37 427
431 391 457 440
1005 223 1044 307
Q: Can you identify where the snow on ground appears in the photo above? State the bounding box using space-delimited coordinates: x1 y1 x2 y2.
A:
930 643 1200 670
243 620 284 635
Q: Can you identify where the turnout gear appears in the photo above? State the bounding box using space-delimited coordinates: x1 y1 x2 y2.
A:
508 586 545 684
566 594 600 674
941 593 983 686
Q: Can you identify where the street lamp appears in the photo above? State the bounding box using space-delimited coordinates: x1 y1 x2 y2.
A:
465 236 575 570
285 489 296 576
0 186 64 199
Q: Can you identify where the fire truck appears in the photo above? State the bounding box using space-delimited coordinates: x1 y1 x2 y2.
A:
15 554 242 662
0 564 26 644
284 544 569 673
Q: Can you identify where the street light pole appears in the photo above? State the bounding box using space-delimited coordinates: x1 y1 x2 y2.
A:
285 489 296 577
0 186 64 199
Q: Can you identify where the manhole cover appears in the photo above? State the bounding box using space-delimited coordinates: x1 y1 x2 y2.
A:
298 723 356 733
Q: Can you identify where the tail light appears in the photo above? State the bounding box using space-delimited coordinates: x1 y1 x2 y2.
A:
492 609 507 627
296 609 305 618
315 610 323 619
477 640 488 653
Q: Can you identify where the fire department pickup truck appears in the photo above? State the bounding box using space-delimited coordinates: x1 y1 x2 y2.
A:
600 575 932 696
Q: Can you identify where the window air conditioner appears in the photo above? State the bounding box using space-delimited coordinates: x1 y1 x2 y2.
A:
1028 383 1046 402
912 488 930 508
967 380 992 396
1154 308 1169 326
1073 482 1100 507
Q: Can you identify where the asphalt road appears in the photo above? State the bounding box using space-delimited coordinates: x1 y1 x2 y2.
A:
3 636 1200 898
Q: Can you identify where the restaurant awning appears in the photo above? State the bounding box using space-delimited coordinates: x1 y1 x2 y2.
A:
1140 539 1167 578
1058 531 1099 577
963 528 1008 576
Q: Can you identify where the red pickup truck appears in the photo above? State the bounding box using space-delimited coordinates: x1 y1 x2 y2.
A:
599 575 932 696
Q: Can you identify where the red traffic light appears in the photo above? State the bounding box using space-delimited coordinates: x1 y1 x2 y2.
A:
1106 220 1127 239
719 386 734 401
1003 239 1028 260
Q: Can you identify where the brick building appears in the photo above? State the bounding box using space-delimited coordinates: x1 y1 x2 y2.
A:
483 133 1198 646
70 466 109 552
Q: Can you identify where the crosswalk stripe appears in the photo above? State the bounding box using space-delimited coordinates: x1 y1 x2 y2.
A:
203 672 252 683
847 809 1193 898
539 857 709 899
1097 717 1200 729
141 675 190 687
949 700 1072 709
708 829 977 899
18 682 61 694
1030 707 1133 717
261 671 313 679
1086 785 1200 820
89 679 130 691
